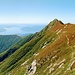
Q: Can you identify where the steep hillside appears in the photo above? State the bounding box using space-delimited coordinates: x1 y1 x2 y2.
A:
0 34 36 62
0 19 75 75
0 35 22 53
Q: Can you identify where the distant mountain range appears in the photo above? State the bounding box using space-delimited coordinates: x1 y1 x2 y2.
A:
0 19 75 75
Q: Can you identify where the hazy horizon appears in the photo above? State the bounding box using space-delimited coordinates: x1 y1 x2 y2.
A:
0 24 46 35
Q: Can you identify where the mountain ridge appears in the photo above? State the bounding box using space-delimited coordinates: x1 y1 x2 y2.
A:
0 19 75 75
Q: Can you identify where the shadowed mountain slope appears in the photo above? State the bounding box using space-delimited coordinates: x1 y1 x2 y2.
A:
0 35 22 53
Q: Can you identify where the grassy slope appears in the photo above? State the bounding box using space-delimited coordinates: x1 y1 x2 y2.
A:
0 19 57 75
0 34 36 62
0 19 75 75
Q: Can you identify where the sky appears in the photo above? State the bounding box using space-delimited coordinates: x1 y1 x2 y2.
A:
0 0 75 24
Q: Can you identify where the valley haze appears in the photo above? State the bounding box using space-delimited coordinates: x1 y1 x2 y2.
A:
0 24 46 35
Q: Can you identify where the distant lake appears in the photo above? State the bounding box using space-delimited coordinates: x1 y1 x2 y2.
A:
0 24 46 35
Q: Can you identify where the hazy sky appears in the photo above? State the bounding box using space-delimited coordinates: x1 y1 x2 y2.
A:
0 0 75 24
